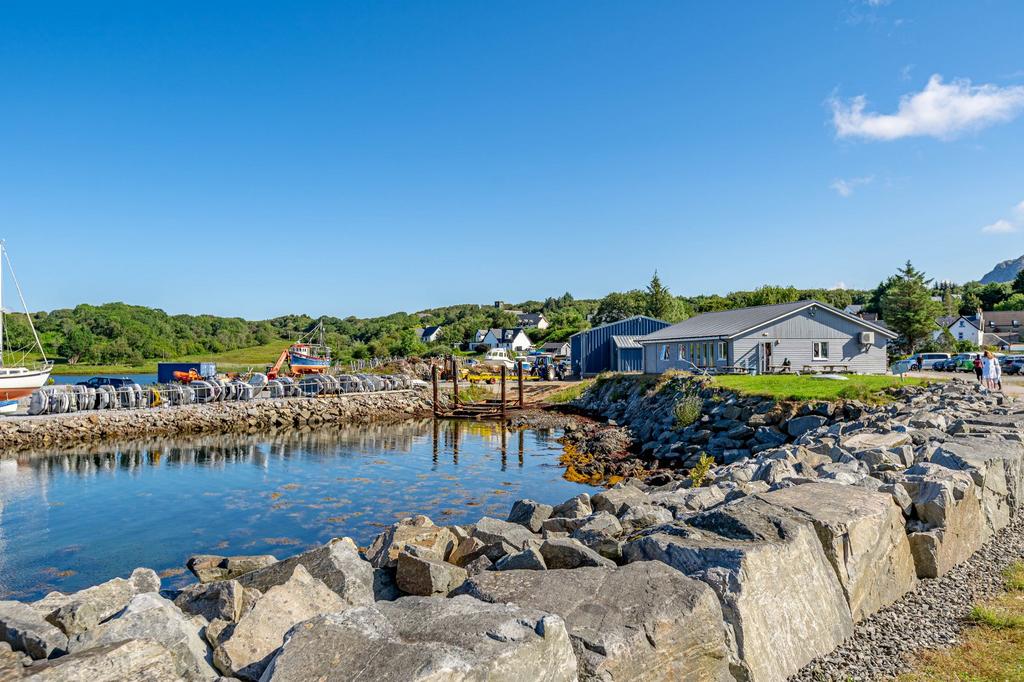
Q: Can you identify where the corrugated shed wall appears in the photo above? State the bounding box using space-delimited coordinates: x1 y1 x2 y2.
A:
614 347 644 373
572 317 670 377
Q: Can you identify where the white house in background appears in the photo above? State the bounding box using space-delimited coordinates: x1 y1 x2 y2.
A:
516 312 550 330
475 328 533 351
540 341 570 358
932 315 983 345
416 325 443 344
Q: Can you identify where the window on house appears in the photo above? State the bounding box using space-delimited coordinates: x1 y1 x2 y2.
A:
661 344 670 361
812 341 829 360
959 321 964 327
678 344 686 361
717 342 726 361
958 333 964 340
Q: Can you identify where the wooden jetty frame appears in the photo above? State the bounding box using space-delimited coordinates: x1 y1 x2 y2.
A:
432 359 533 419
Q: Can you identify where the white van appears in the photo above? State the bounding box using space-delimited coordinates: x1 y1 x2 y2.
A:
911 353 950 370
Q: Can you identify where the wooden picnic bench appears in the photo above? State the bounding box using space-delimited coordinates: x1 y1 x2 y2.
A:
802 364 850 374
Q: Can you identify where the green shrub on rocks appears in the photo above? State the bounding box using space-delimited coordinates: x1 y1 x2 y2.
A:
673 388 703 428
688 453 715 488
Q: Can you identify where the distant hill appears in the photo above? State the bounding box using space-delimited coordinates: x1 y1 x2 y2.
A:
981 256 1024 284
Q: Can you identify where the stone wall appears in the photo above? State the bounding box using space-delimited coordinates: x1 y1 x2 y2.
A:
0 389 432 453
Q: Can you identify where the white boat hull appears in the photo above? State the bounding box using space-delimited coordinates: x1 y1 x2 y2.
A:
0 367 51 401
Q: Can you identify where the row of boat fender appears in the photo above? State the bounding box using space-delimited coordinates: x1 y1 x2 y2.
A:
248 373 268 392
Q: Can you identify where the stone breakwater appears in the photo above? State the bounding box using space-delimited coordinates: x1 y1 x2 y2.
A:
2 380 1024 680
0 389 432 453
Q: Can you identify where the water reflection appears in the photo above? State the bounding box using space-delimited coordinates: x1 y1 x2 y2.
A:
0 420 588 600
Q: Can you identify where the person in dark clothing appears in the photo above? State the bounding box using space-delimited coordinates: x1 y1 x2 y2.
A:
973 355 983 382
916 354 924 370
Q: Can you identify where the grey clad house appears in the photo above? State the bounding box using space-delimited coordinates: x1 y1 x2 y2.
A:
639 300 896 375
571 315 670 377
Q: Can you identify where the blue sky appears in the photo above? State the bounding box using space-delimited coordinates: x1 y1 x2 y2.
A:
2 1 1023 319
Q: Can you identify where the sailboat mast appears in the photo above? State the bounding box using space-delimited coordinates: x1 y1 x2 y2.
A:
0 241 5 367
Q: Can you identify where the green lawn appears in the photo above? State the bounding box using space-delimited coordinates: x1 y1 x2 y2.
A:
35 342 290 375
711 374 930 402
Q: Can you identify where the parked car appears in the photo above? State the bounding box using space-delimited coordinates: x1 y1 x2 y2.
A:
947 353 981 372
1002 355 1024 375
75 376 136 389
890 358 915 375
906 352 950 370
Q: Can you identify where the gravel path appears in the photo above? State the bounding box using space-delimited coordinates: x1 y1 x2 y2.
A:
791 511 1024 681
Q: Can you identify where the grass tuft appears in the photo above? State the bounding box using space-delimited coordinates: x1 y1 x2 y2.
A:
545 380 595 404
969 605 1024 630
711 374 929 403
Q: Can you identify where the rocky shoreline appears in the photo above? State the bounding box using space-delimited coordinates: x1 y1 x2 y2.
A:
0 389 432 454
2 377 1024 680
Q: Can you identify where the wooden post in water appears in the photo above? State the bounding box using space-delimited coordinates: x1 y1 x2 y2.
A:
500 365 507 421
452 356 460 406
517 361 525 407
431 364 439 416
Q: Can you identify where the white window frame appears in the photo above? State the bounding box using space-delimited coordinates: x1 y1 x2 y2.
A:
812 341 829 361
678 344 686 361
717 341 726 361
661 344 670 361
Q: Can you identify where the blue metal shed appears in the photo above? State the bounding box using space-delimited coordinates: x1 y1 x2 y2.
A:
610 336 645 372
570 316 669 377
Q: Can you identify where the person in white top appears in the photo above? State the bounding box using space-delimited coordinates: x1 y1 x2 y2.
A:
982 350 1001 391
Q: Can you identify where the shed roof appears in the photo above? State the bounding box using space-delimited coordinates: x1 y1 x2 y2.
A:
610 335 644 349
640 300 896 342
569 315 668 339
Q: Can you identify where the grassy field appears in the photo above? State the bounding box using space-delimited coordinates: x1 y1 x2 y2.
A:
34 342 289 375
711 374 930 402
898 562 1024 681
545 379 595 404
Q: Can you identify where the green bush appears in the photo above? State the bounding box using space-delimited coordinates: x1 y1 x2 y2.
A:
673 386 703 427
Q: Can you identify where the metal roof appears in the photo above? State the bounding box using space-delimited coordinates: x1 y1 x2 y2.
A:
639 300 897 342
610 335 643 349
569 315 667 339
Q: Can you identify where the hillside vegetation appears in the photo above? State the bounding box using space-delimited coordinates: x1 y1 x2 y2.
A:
6 280 867 372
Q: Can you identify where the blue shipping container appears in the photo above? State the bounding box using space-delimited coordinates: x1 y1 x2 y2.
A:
157 362 217 384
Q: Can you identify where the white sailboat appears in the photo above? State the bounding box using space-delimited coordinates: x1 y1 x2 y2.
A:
0 242 52 412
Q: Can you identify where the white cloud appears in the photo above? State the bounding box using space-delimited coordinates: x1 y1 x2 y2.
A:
899 64 914 82
1016 200 1024 220
830 281 848 290
981 219 1018 234
830 175 874 197
865 0 891 6
831 74 1024 141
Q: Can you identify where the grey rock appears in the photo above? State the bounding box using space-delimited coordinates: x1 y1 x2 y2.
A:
506 499 553 533
758 482 918 622
787 415 827 438
552 493 592 519
174 580 245 623
395 551 468 596
21 639 180 681
0 600 68 660
259 595 578 681
591 485 650 517
472 517 538 550
365 516 456 569
457 563 732 681
69 593 217 681
539 538 615 570
187 555 277 584
46 568 160 637
619 504 674 530
213 565 346 681
494 547 547 571
237 538 373 608
623 498 853 682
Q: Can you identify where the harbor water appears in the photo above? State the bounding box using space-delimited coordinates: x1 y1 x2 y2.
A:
0 420 594 600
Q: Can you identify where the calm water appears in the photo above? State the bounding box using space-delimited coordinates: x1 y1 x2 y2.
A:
50 373 158 385
0 420 593 600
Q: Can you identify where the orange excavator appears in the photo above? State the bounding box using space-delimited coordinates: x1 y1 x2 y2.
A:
172 368 203 383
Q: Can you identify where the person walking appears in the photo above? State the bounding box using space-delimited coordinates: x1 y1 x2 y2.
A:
982 350 1001 391
973 354 983 383
916 354 924 371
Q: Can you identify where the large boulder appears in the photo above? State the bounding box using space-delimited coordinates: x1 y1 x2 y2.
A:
69 593 217 681
929 438 1024 537
395 551 468 596
899 463 987 578
507 499 554 532
757 482 918 621
260 595 578 681
186 554 277 583
0 601 68 659
236 538 373 608
365 517 456 569
472 517 538 550
841 431 912 451
213 564 346 681
591 485 650 517
623 498 853 682
22 639 180 681
44 568 160 637
174 580 247 623
456 563 732 681
539 539 615 570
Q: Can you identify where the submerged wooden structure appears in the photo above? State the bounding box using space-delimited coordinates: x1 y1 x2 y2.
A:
431 362 538 419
